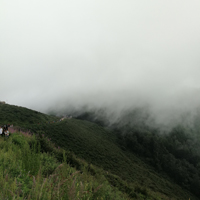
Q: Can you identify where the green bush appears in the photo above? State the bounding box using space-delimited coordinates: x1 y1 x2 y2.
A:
12 133 26 148
40 153 59 175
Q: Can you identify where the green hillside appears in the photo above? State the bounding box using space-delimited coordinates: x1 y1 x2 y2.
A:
0 103 58 126
76 109 200 198
29 119 198 200
0 103 199 200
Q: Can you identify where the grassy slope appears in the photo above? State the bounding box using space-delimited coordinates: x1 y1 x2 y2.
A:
0 104 198 200
29 119 198 200
0 133 129 199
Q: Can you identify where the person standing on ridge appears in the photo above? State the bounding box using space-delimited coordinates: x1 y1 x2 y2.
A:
2 126 6 137
0 126 2 136
5 129 9 138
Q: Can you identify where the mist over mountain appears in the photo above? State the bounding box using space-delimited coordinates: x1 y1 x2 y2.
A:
45 85 200 132
1 0 200 129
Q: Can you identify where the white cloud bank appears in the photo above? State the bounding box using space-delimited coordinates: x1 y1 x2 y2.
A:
1 0 200 124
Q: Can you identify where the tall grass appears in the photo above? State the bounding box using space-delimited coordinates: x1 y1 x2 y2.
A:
0 133 130 200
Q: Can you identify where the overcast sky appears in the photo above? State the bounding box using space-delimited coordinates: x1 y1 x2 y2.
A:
1 0 200 121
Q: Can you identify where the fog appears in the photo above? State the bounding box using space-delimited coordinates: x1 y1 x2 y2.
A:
1 0 200 126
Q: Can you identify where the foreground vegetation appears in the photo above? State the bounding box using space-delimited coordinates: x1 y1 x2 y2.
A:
0 103 199 199
0 132 131 199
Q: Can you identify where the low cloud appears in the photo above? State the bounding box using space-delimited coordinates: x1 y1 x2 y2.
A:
1 0 200 127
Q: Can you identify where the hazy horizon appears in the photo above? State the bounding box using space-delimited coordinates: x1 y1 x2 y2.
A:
1 1 200 126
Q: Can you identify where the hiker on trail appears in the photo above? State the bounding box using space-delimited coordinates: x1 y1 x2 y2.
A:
0 126 2 136
5 130 9 138
2 125 8 137
2 126 6 136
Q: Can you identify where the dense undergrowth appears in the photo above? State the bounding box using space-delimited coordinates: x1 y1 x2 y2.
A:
0 133 131 199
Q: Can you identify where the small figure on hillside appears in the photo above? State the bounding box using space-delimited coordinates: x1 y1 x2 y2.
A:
0 126 2 136
2 124 9 137
6 124 8 130
2 126 6 136
5 130 9 138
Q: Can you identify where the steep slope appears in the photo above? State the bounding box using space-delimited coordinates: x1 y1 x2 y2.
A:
29 119 198 200
0 103 198 200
